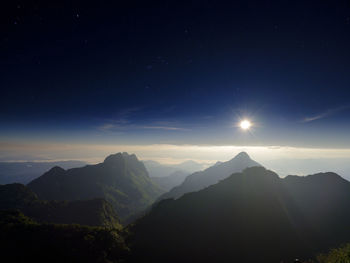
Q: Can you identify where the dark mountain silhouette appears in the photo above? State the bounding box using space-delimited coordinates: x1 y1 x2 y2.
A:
129 167 350 263
282 172 350 249
159 151 261 200
0 160 86 184
0 183 121 228
27 152 163 222
0 210 128 263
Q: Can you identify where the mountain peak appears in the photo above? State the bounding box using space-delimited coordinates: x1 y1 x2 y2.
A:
48 166 65 173
229 152 252 162
28 152 162 222
230 151 251 161
103 153 123 163
158 151 262 201
103 152 139 164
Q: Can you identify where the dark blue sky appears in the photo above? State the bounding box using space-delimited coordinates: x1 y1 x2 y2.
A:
1 0 350 148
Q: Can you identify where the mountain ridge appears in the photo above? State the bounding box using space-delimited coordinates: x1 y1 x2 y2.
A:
0 183 121 228
158 151 261 200
129 166 350 263
28 152 163 222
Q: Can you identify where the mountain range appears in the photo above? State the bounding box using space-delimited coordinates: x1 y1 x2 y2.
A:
159 151 261 200
144 160 205 178
27 152 163 222
145 159 208 192
2 151 350 262
151 170 188 191
129 166 350 263
0 160 86 184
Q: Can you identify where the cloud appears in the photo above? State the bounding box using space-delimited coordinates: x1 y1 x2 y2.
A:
1 142 350 165
141 126 190 131
99 123 118 131
301 105 350 123
98 123 190 132
97 108 190 132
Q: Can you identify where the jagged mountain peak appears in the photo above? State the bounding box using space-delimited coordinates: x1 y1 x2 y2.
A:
232 151 250 159
39 166 66 180
28 152 162 222
228 152 256 165
103 152 138 164
48 166 66 173
221 152 261 169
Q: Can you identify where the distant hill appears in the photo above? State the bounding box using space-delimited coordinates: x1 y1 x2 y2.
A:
28 153 163 222
0 183 121 228
145 159 206 192
151 170 188 191
0 210 128 263
144 160 205 178
129 167 350 263
0 160 86 184
262 158 350 180
159 151 261 200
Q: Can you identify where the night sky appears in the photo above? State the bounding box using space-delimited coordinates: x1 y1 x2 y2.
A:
1 0 350 156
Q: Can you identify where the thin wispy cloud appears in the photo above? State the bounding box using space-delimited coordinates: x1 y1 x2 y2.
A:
99 123 118 131
99 123 190 132
141 126 190 131
301 105 350 123
97 108 190 132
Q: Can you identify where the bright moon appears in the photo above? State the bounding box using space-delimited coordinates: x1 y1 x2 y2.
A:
240 120 251 130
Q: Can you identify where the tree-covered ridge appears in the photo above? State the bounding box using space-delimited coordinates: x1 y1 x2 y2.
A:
0 183 121 228
28 152 163 222
316 243 350 263
0 210 129 263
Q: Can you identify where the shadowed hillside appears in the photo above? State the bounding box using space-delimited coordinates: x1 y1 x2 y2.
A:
159 152 261 200
0 210 129 263
0 183 121 228
129 167 350 263
28 153 163 222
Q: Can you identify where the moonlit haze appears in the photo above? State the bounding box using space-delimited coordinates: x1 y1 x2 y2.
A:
1 1 350 179
2 2 350 263
240 120 251 130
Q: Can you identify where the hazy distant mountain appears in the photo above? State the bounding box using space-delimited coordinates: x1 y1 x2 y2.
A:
159 151 261 200
0 183 121 228
262 158 350 180
151 170 188 191
130 167 350 263
28 153 163 222
0 160 86 184
144 160 205 178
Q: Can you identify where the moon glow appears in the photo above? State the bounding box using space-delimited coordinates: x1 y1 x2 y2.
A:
240 120 251 130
